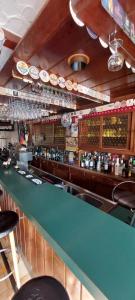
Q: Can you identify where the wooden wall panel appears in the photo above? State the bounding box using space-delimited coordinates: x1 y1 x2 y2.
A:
65 267 81 300
35 229 45 275
45 240 53 276
53 252 65 286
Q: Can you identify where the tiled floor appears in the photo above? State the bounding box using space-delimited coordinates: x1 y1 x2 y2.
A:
0 240 31 300
0 273 30 300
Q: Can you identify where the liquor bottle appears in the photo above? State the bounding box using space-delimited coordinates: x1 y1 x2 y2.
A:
115 157 120 176
111 158 115 175
97 155 101 172
101 155 104 172
93 152 97 170
128 158 132 177
89 155 94 170
80 154 85 168
131 157 135 176
85 153 90 169
118 158 125 176
122 160 129 178
108 153 112 174
52 149 56 160
104 156 109 173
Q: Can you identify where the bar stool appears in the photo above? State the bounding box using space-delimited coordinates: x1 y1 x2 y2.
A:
112 181 135 226
0 189 3 210
0 210 20 288
12 276 70 300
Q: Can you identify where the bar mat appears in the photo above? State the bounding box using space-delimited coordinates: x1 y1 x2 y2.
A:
15 168 45 185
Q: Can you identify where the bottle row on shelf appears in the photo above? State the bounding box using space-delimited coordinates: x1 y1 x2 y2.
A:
34 147 77 165
80 151 135 178
34 146 134 178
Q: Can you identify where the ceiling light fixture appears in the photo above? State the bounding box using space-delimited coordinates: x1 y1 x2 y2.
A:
68 53 90 71
69 0 84 27
99 37 108 48
125 60 131 69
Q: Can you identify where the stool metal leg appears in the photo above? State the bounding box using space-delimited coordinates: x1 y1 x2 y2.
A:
9 231 21 289
130 211 135 226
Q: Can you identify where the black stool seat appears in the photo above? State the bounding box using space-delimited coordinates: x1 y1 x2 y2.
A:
0 210 19 239
0 189 3 201
114 190 135 209
12 276 70 300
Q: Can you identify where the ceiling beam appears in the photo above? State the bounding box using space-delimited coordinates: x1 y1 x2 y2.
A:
3 29 20 50
0 0 70 86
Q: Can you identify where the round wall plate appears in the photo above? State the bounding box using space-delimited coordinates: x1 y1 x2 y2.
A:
50 74 58 86
65 80 73 91
29 66 39 79
61 113 72 127
16 61 29 75
39 70 50 82
73 82 78 91
58 77 65 88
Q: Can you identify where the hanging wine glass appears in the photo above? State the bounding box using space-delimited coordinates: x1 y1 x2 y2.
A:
108 38 124 72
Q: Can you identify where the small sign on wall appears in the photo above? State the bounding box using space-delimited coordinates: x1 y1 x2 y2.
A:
0 121 14 131
66 137 78 151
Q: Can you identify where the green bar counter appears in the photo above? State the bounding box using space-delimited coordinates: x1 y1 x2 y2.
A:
0 167 135 300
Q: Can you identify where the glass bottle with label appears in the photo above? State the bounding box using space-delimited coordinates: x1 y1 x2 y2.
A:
122 160 129 178
85 153 90 169
118 158 125 176
89 155 94 170
97 156 101 172
115 157 120 176
104 157 109 174
80 155 85 168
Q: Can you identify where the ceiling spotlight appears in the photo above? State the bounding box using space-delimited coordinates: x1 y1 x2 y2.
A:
69 0 84 27
86 27 98 39
131 67 135 73
125 60 131 68
68 53 90 71
99 37 108 48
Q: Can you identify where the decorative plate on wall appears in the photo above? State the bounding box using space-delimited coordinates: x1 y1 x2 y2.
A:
65 80 73 91
50 74 58 86
29 66 39 79
39 70 50 82
61 113 72 128
16 61 29 75
58 77 65 88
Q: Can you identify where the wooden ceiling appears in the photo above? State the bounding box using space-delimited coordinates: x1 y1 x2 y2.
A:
0 0 135 112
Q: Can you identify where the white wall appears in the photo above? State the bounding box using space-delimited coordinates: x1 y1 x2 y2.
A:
0 123 19 148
